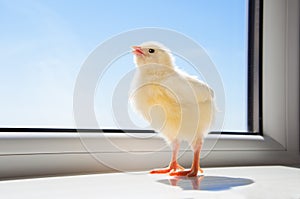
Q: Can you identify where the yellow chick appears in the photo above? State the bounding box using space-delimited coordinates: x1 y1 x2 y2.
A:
130 41 215 177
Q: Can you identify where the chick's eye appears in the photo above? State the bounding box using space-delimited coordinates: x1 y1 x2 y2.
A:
148 48 155 53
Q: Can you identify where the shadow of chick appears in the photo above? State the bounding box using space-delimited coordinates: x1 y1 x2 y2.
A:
158 175 254 191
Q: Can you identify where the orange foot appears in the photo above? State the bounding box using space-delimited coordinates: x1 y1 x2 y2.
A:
150 162 184 174
169 166 203 177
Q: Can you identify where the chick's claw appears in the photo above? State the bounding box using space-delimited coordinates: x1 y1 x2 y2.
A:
150 168 172 174
170 170 197 177
170 167 203 177
150 162 184 174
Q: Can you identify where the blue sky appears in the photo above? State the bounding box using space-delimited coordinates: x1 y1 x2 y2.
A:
0 0 248 131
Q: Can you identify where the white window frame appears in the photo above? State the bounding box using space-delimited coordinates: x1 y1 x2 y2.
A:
0 0 299 179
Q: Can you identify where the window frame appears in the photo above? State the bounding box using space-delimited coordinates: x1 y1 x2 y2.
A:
0 0 299 179
247 0 263 133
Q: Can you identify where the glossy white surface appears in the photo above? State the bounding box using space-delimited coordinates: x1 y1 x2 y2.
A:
0 166 299 199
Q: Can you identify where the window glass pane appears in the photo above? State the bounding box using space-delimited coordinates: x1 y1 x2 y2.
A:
0 0 248 131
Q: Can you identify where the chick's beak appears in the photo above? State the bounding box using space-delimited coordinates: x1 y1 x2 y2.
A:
132 46 144 56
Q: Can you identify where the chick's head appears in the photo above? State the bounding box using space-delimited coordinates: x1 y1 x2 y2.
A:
132 42 174 68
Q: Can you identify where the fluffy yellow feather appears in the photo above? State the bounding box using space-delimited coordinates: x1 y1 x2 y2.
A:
130 41 215 177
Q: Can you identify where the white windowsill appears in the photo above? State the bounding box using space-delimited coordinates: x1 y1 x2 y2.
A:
1 166 300 199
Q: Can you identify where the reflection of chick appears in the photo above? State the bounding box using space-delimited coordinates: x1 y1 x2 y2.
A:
130 42 215 177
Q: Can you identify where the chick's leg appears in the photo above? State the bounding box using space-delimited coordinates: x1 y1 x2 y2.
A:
150 140 184 174
170 139 203 177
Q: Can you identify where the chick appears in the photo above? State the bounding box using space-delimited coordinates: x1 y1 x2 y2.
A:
130 42 215 177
